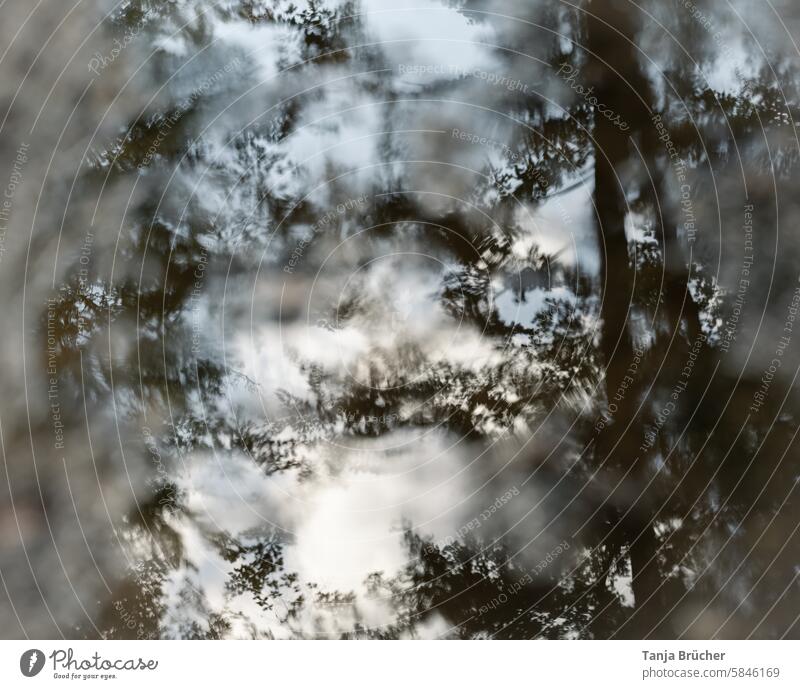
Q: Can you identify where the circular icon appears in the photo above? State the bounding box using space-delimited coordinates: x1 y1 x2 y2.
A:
20 649 45 677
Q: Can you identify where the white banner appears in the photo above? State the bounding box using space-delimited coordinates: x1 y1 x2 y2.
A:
0 641 796 687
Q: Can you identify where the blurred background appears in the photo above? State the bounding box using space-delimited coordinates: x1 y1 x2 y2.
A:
0 0 799 639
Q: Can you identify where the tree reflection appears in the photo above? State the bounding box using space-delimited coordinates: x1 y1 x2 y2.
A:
41 0 800 639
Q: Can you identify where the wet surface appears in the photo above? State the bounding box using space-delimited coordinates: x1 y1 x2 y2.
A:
1 0 800 639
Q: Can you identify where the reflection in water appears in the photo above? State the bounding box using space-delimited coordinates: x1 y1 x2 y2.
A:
1 0 800 639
